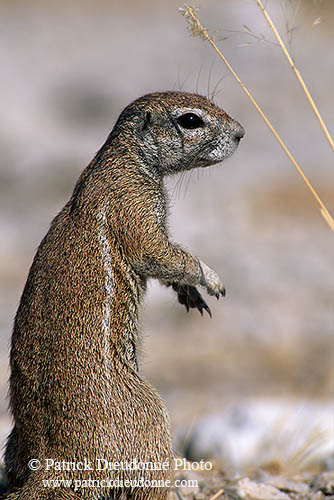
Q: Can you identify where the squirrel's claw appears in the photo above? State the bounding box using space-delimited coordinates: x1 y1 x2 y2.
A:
215 286 226 300
202 302 212 318
171 283 212 318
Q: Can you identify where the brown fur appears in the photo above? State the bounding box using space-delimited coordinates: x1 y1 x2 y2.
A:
5 91 244 499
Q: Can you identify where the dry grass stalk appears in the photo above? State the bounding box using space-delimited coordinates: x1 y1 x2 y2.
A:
208 488 224 500
175 489 186 500
284 428 330 474
256 0 334 152
181 5 334 232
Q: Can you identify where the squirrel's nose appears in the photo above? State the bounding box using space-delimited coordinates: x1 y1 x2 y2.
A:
232 123 245 143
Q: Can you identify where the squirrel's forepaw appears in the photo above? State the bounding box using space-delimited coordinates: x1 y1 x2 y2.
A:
199 261 226 299
172 283 212 317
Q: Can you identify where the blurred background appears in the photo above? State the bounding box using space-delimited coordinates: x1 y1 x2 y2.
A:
0 0 333 472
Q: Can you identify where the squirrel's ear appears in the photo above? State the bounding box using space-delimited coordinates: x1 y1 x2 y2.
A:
141 111 152 132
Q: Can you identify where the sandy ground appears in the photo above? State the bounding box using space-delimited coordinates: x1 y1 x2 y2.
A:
0 0 333 480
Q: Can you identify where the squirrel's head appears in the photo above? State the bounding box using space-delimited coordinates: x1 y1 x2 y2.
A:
111 91 244 176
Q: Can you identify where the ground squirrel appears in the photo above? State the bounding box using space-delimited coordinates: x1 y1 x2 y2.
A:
5 91 244 500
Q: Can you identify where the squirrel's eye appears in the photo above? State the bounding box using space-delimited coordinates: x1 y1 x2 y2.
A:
176 113 204 129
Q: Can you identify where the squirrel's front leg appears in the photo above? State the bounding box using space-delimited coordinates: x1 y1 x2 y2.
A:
142 243 226 300
164 258 226 317
120 206 226 307
135 234 226 316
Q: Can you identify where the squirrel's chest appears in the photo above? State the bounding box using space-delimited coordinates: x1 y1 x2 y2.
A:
154 188 168 231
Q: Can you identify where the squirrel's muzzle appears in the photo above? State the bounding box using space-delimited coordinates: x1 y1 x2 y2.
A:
231 123 245 144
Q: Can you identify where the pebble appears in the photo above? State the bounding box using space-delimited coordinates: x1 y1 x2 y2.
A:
266 476 310 495
236 477 291 500
312 471 334 496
